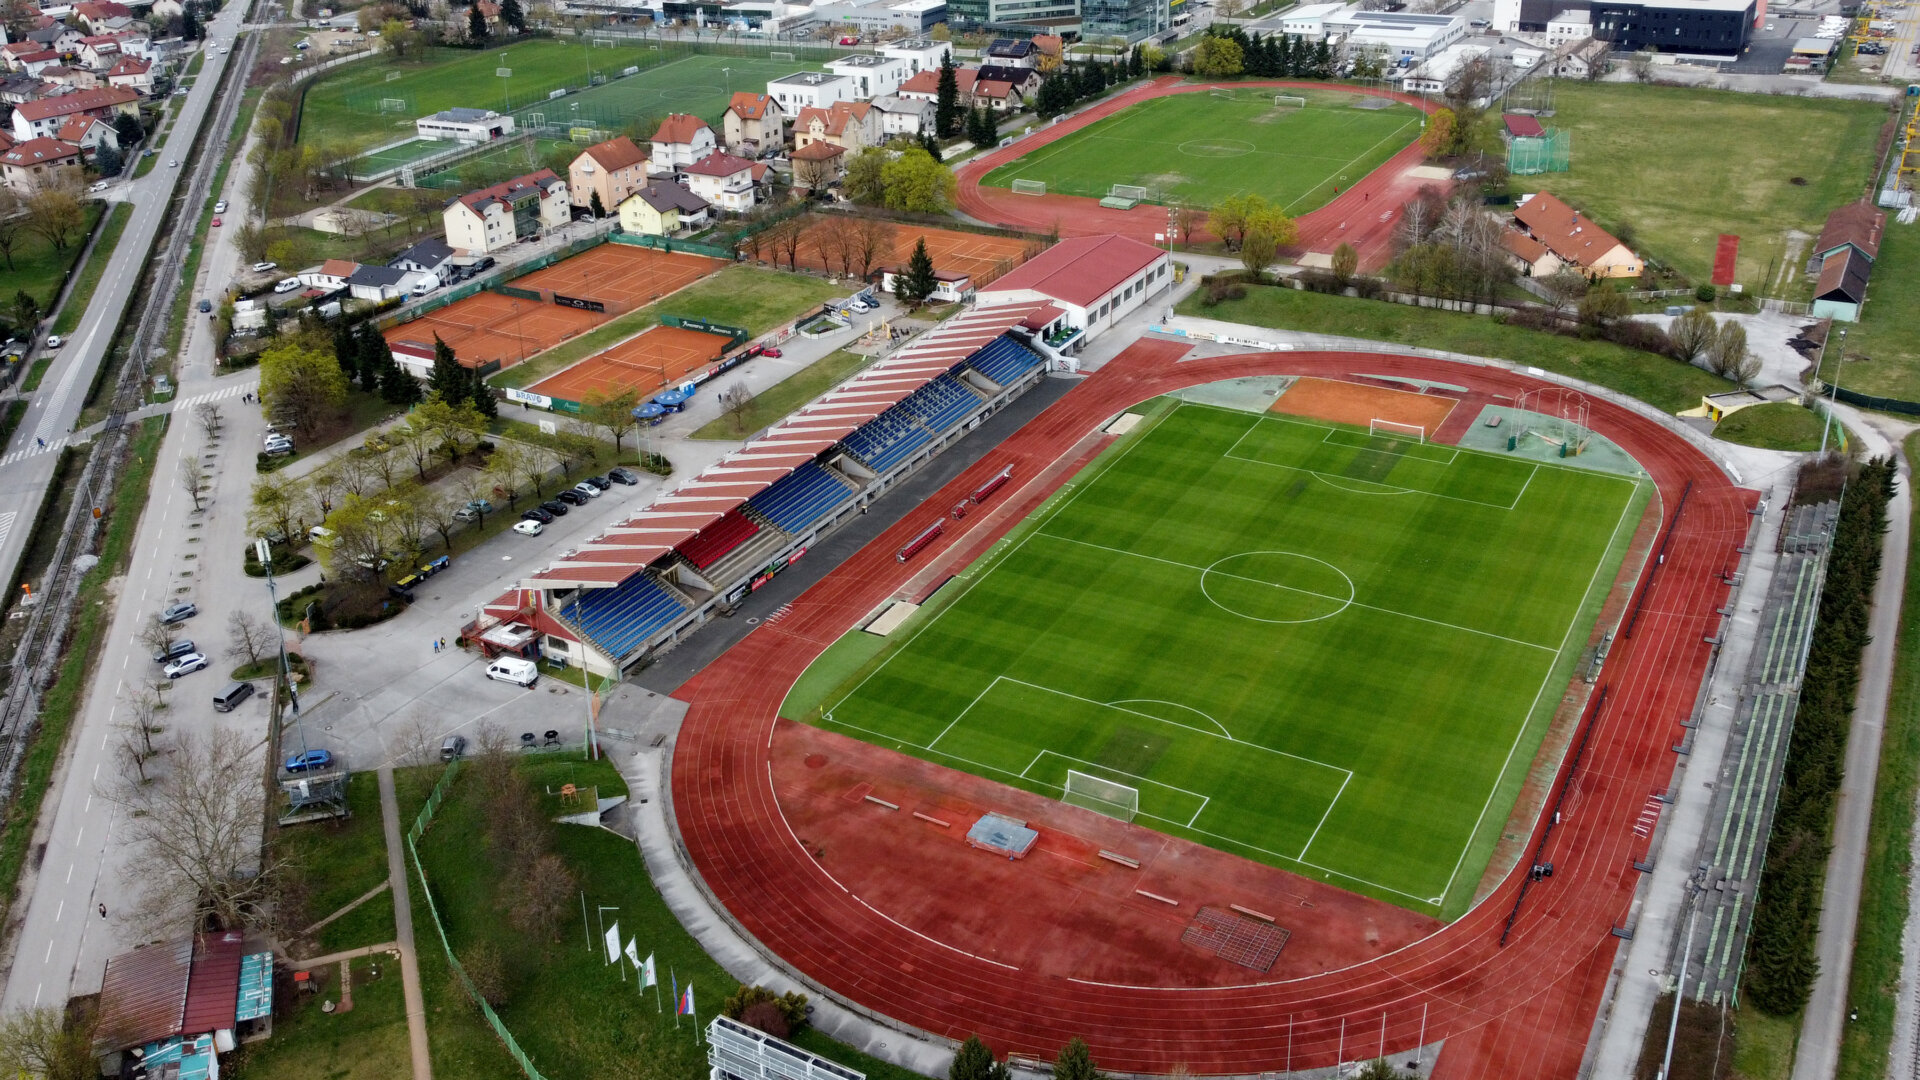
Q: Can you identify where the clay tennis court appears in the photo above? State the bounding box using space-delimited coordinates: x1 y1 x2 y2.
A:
529 324 732 404
787 219 1039 287
384 290 604 370
513 243 723 309
1272 375 1458 435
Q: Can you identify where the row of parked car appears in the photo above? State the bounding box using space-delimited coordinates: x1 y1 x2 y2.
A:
511 468 639 536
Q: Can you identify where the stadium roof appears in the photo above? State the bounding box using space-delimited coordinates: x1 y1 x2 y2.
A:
524 302 1051 590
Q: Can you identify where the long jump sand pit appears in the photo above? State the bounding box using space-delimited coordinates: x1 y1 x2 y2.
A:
529 324 733 404
385 290 605 371
1271 376 1458 436
514 244 723 309
782 219 1039 287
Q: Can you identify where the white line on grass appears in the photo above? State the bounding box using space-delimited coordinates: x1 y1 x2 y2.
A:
1038 533 1559 652
1281 115 1422 214
1003 677 1351 774
1297 768 1353 862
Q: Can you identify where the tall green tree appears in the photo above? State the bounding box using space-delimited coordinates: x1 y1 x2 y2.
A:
355 322 391 392
1053 1039 1102 1080
500 0 525 30
466 364 498 419
950 1036 1012 1080
935 52 961 138
467 2 490 45
879 149 956 214
894 237 937 306
259 341 349 437
428 334 466 402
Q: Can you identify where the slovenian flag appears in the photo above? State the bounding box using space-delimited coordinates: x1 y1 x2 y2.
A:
678 984 696 1017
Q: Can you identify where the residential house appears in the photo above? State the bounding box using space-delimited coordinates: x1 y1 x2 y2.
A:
9 50 63 77
39 65 99 90
72 1 134 33
648 113 716 176
984 37 1038 67
872 94 932 136
826 53 912 98
789 139 846 192
27 26 86 55
793 101 880 153
974 63 1040 100
443 169 567 254
104 54 150 91
55 114 115 156
971 73 1022 112
77 35 122 69
880 38 953 75
0 136 82 193
1500 229 1560 278
766 71 856 115
617 181 711 236
680 150 758 213
390 237 458 286
9 85 139 141
1509 191 1641 279
567 135 647 214
300 259 358 290
1552 37 1609 79
898 65 973 105
347 264 421 301
0 73 48 106
722 91 785 156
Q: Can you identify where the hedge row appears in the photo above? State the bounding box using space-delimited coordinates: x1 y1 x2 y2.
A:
1744 457 1898 1014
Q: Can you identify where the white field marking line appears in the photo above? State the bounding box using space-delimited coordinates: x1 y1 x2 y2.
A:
1281 114 1421 214
1204 403 1641 491
1039 533 1558 653
822 405 1174 718
1431 473 1647 911
1003 676 1353 775
1510 463 1538 509
1029 748 1210 817
924 677 1000 752
763 762 1019 971
1323 425 1460 465
820 713 1436 904
1107 698 1231 739
1296 766 1352 862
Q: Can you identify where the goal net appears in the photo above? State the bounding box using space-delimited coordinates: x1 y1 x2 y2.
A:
1211 86 1233 98
1064 770 1139 822
1109 183 1150 202
379 97 408 113
1274 94 1308 108
770 50 795 60
1010 178 1047 196
1369 418 1426 443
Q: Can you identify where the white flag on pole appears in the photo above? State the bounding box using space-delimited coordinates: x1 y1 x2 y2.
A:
638 952 657 988
624 937 641 969
604 921 622 965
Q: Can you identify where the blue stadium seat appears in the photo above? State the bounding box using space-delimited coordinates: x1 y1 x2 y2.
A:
840 411 932 473
561 573 690 658
964 336 1044 388
748 463 856 534
904 375 984 433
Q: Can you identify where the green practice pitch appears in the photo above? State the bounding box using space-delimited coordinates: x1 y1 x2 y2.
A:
981 89 1422 211
797 404 1646 915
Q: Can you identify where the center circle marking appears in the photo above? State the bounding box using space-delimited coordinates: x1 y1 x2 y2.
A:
1199 551 1355 624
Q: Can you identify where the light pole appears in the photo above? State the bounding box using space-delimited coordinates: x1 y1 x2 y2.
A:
1819 326 1848 457
255 537 309 762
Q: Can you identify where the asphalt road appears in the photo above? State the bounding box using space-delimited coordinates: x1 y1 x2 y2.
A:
0 0 260 1011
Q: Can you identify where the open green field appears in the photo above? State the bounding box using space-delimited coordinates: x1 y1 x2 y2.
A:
5 200 104 318
302 42 820 154
982 88 1421 211
1513 82 1887 288
801 403 1644 915
1822 215 1920 401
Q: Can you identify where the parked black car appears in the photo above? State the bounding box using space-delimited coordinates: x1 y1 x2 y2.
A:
556 489 587 506
583 475 612 490
540 499 569 516
607 467 639 485
521 506 555 524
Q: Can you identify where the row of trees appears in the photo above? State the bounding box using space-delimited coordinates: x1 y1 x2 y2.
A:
1743 457 1897 1014
1194 25 1336 80
1033 53 1140 120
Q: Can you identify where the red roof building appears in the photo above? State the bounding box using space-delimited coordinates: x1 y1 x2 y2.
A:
10 84 137 141
975 234 1169 344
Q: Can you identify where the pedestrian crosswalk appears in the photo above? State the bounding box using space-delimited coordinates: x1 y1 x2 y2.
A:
174 381 257 410
0 379 258 471
0 512 17 553
0 437 69 469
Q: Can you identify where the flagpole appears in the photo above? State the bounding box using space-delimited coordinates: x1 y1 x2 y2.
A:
671 968 679 1028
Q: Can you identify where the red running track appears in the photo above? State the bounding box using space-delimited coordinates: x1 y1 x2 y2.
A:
670 338 1755 1078
954 79 1447 271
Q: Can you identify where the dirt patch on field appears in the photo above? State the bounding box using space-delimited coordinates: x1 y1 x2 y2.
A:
1270 376 1457 436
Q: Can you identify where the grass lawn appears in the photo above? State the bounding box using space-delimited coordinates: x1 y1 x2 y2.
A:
5 200 104 316
410 754 929 1080
1711 402 1827 453
982 87 1421 212
276 774 395 956
1821 218 1920 401
1511 82 1888 288
301 43 819 153
21 359 51 392
1177 284 1732 413
491 266 843 390
691 349 874 439
803 404 1643 916
1833 431 1920 1080
1732 1006 1798 1080
227 955 412 1080
51 202 133 337
0 402 23 450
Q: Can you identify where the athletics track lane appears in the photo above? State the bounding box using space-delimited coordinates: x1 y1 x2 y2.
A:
953 79 1445 272
669 339 1754 1078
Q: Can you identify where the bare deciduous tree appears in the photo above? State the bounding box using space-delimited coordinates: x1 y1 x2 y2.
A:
105 727 290 934
226 609 275 666
852 216 892 278
179 453 210 512
139 614 175 658
1540 268 1589 314
719 384 756 434
1669 307 1718 364
390 713 440 768
194 402 224 440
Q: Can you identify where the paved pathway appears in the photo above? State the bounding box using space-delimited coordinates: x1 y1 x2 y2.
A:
378 766 433 1080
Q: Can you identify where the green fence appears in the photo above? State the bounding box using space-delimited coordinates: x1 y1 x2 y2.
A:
494 284 545 301
407 761 552 1080
661 314 748 349
378 233 613 333
607 231 735 261
1828 384 1920 416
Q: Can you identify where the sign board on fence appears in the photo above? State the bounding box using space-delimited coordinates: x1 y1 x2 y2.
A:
552 293 606 312
504 387 554 410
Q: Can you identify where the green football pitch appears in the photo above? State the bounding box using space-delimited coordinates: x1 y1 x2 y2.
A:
301 43 817 151
796 403 1647 916
981 90 1422 211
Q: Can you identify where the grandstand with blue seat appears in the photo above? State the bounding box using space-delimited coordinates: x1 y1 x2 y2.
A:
903 374 984 433
561 573 690 658
749 462 858 534
840 409 934 473
963 336 1044 389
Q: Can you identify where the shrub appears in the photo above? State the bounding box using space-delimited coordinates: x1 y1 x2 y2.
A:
722 984 810 1035
1695 283 1717 303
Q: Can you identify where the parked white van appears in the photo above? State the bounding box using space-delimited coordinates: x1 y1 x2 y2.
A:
486 656 538 687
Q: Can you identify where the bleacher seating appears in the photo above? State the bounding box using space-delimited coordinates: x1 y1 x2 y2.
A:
749 463 856 534
676 509 760 569
840 409 933 473
562 573 689 658
903 374 983 433
964 336 1044 388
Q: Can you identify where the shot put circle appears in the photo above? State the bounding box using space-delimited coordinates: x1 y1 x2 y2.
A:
1177 138 1256 158
1200 551 1354 624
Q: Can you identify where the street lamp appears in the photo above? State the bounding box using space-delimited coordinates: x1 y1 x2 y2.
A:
1819 326 1848 457
254 537 309 762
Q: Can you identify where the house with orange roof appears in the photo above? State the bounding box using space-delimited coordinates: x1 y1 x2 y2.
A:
442 169 568 254
681 150 761 212
0 137 83 194
105 54 150 92
1510 191 1641 280
568 135 647 214
56 115 116 157
648 113 716 176
722 92 785 156
10 85 138 141
793 101 880 153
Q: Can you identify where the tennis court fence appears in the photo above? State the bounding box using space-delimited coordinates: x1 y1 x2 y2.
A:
608 230 735 261
376 232 614 331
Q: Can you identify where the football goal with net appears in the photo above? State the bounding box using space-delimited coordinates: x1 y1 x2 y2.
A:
1063 770 1140 822
1010 179 1047 196
1369 418 1426 443
379 97 408 113
1274 94 1308 108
